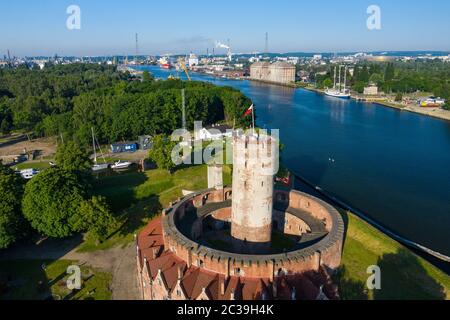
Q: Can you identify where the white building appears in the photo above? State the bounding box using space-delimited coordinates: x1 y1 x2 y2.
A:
188 54 199 67
364 86 379 95
195 124 233 141
250 61 296 84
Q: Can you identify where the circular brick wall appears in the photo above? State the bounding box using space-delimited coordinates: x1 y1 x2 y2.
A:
162 188 344 278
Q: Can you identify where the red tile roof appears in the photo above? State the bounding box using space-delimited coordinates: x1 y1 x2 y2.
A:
137 217 165 268
181 267 217 300
137 217 332 301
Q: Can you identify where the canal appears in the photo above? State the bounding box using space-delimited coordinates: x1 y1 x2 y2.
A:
137 65 450 260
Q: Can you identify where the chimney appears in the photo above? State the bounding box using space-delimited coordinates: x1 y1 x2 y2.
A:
187 249 192 267
272 280 277 299
270 261 275 282
177 266 183 280
220 277 225 296
230 290 235 300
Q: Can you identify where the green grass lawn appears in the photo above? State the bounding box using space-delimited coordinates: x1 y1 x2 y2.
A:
337 212 449 300
0 260 111 300
78 164 232 252
12 161 52 171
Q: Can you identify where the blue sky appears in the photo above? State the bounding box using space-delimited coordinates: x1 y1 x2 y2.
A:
1 0 450 56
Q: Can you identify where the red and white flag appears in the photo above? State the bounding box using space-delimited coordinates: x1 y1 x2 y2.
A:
243 104 254 117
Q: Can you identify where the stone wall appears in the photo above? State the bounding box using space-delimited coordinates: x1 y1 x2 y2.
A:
162 188 344 278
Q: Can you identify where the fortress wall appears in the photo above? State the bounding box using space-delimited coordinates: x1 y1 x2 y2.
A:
161 188 344 278
272 210 311 236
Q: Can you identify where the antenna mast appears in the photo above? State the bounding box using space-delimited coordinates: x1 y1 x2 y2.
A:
265 32 269 55
135 33 139 64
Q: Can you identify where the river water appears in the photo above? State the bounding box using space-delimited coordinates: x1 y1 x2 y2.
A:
137 65 450 258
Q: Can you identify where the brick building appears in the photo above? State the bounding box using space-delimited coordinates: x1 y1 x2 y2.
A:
136 132 344 300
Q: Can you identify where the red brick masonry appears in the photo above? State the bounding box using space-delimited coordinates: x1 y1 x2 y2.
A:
136 188 344 300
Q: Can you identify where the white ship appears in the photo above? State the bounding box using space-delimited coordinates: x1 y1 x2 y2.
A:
19 168 39 180
325 65 351 99
111 160 132 170
91 128 110 172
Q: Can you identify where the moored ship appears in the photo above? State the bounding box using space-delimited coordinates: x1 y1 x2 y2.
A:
325 65 351 99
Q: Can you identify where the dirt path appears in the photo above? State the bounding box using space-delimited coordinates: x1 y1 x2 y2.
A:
0 238 139 300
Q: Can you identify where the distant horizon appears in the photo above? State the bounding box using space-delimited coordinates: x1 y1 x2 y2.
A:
2 0 450 56
12 50 450 59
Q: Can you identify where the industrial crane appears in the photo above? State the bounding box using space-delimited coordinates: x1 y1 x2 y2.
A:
177 58 191 81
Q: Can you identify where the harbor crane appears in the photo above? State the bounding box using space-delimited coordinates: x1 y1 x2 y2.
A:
177 58 191 81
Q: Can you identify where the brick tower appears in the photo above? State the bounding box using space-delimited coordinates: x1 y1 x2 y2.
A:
231 133 277 252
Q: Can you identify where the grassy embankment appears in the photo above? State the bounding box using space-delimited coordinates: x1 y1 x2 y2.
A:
0 260 111 300
338 212 449 300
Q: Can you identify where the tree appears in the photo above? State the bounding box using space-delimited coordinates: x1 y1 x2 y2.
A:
360 66 370 83
384 63 395 82
148 135 177 172
55 140 92 172
369 73 384 85
22 167 87 238
395 93 403 102
0 117 12 135
75 196 116 242
142 71 154 82
322 78 333 89
0 162 27 248
352 81 366 94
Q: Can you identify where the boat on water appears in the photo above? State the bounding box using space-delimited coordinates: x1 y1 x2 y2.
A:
19 168 39 179
111 160 133 170
158 56 172 69
91 128 110 172
325 65 351 99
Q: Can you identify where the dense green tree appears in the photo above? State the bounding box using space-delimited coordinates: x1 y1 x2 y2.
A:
75 196 116 242
384 63 395 82
55 141 92 173
369 73 384 85
322 78 333 89
142 71 153 82
360 66 370 83
148 135 178 173
22 167 88 238
0 64 254 145
352 81 366 94
0 162 27 248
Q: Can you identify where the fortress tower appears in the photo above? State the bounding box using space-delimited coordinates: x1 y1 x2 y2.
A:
231 133 277 252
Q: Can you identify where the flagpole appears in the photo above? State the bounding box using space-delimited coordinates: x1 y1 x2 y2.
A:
252 105 255 136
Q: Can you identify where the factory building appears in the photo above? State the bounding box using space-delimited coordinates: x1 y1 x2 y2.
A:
250 61 296 84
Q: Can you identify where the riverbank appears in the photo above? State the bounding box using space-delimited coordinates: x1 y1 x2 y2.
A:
253 81 450 122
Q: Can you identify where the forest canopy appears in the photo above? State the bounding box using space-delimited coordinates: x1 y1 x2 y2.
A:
0 64 253 143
